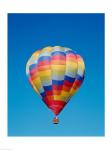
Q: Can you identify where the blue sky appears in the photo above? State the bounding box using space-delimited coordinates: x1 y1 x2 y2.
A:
8 13 104 136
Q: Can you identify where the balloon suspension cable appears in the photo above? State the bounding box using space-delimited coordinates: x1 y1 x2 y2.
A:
53 115 59 124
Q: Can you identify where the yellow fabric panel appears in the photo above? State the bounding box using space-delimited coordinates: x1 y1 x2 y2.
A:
66 61 77 75
77 55 85 70
51 65 65 76
61 91 69 97
69 86 78 98
78 60 85 71
31 78 42 97
61 96 68 101
66 61 77 68
66 64 77 73
60 91 69 102
39 70 51 77
33 77 42 89
53 95 64 100
39 75 51 85
51 65 65 70
52 68 65 76
39 75 51 82
51 65 66 76
53 92 70 102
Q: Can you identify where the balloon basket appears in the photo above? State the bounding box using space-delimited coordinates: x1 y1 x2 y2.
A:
53 116 59 124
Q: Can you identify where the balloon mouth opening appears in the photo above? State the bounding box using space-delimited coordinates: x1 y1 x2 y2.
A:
53 116 59 124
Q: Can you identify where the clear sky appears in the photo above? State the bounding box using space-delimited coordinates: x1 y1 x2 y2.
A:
8 13 104 136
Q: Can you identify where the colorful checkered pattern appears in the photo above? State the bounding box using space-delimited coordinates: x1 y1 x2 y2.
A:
26 46 85 115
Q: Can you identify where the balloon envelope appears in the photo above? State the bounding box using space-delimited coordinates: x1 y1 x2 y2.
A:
26 46 85 117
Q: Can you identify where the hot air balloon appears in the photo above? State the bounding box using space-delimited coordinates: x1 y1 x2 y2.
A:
26 46 85 124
